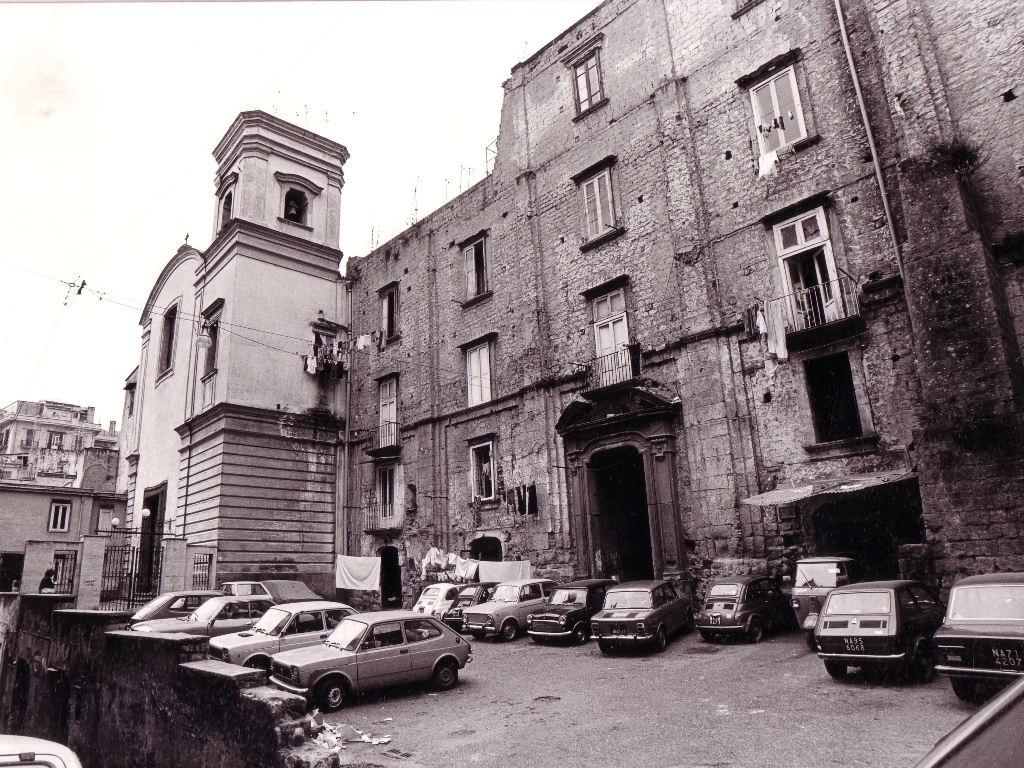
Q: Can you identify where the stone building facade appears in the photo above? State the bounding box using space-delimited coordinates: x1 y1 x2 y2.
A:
344 0 1024 601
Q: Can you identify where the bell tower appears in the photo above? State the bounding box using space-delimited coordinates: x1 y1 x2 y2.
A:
210 111 349 248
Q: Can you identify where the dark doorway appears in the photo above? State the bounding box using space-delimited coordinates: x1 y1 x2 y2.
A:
140 488 165 593
812 479 925 581
469 536 503 562
589 446 654 582
378 546 403 609
10 658 30 734
0 552 25 592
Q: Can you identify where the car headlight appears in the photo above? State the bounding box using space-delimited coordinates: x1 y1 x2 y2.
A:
527 615 534 624
558 616 567 626
290 665 300 680
135 626 152 632
485 616 495 626
725 613 733 619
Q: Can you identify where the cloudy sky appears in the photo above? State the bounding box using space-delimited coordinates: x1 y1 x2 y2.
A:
0 0 599 430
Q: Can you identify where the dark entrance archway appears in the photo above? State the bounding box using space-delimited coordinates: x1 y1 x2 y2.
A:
589 447 655 582
378 546 403 609
469 536 503 562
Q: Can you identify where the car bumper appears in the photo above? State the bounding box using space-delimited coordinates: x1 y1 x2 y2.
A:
593 632 656 645
936 666 1024 680
269 676 310 698
463 623 498 637
818 652 906 663
528 628 573 638
443 618 465 631
696 622 746 634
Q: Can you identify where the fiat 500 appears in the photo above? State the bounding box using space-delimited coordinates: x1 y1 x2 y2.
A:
696 575 793 643
269 610 472 711
208 600 355 671
462 579 556 641
413 583 462 619
816 580 943 680
590 580 694 653
934 572 1024 702
441 582 499 632
527 579 616 645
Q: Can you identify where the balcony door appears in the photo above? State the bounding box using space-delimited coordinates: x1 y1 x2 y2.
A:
379 378 397 448
594 290 629 387
775 208 840 330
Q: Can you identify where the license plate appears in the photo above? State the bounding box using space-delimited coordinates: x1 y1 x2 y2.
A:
612 626 625 636
992 648 1023 670
844 637 865 653
710 614 721 626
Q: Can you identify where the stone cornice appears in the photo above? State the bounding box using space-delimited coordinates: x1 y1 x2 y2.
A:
213 110 349 173
200 219 343 285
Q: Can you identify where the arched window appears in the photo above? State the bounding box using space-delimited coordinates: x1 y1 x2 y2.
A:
283 189 308 224
220 192 233 231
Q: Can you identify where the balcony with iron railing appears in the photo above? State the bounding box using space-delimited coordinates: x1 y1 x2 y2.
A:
363 421 401 458
363 502 403 534
578 343 642 395
769 271 865 353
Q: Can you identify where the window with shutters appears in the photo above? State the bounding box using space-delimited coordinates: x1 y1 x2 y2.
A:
466 342 492 406
471 441 495 501
381 286 399 341
462 236 489 301
49 501 71 532
581 168 616 242
379 378 398 448
592 289 633 387
378 465 396 518
750 66 807 156
573 50 604 114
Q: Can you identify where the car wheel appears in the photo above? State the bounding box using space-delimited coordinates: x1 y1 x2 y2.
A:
243 657 270 673
572 623 589 646
315 678 347 713
500 620 519 642
432 659 459 691
654 626 668 653
912 642 936 684
598 640 612 654
747 618 764 644
950 677 985 704
823 661 847 680
698 631 717 643
806 632 819 652
684 609 695 633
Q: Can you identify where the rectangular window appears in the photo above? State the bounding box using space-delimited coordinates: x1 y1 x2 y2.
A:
593 289 633 386
378 466 395 518
574 50 604 113
471 442 494 500
463 238 489 299
49 501 72 532
750 66 807 155
202 321 220 377
125 387 135 417
0 429 8 453
48 432 64 450
581 169 615 240
804 353 862 443
381 288 399 340
159 304 178 374
774 208 844 330
467 342 492 406
379 378 398 448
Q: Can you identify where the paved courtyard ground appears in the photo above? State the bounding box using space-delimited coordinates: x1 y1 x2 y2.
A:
327 628 974 768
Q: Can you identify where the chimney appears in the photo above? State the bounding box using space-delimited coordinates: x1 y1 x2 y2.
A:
86 406 96 424
108 421 117 434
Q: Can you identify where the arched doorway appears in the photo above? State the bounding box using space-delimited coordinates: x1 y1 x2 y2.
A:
378 546 403 609
469 536 502 562
589 446 654 582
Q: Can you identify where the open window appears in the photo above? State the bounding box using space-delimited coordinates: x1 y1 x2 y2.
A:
378 465 396 519
380 285 399 342
219 191 233 232
379 378 398 448
470 441 495 501
581 168 616 241
283 189 308 225
804 352 863 443
463 236 489 300
774 208 843 330
593 289 632 386
466 341 492 406
750 65 807 156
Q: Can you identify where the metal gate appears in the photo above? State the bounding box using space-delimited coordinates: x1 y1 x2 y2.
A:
191 553 212 590
100 539 164 611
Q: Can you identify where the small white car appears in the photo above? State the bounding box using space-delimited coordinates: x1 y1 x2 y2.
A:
413 583 462 618
0 735 83 768
208 600 355 671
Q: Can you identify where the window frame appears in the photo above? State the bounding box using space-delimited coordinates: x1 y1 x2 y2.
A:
749 65 808 157
803 352 864 444
573 49 605 115
773 207 842 327
219 190 233 232
470 441 495 501
283 188 309 225
380 286 399 342
580 168 617 242
466 341 492 406
48 500 71 533
378 465 396 519
158 302 179 376
462 236 490 300
379 377 398 434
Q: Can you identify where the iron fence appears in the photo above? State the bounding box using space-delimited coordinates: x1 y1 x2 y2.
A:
100 541 164 611
192 553 213 590
52 550 77 594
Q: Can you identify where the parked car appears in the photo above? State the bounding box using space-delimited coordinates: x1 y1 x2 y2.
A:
268 610 473 711
526 579 616 645
127 589 222 627
696 575 793 643
441 582 499 632
590 580 694 653
462 578 557 641
221 579 322 603
911 673 1024 768
208 600 356 671
413 583 462 619
130 595 274 637
790 556 863 650
0 735 83 768
934 572 1024 703
816 580 944 680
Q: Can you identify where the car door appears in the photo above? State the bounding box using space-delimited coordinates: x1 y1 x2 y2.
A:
744 580 768 627
657 585 680 632
404 619 446 682
355 621 411 691
516 583 544 623
279 611 327 653
909 584 945 634
897 587 925 652
211 603 253 636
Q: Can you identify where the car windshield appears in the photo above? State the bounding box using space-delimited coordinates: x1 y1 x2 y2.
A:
795 563 844 588
550 589 587 605
604 591 653 610
253 607 292 636
492 585 520 603
326 618 368 651
824 591 891 615
131 595 172 621
708 584 740 597
948 585 1024 621
452 587 478 607
418 587 440 600
190 599 228 622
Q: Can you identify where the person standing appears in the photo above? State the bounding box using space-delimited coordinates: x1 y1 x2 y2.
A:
39 568 56 593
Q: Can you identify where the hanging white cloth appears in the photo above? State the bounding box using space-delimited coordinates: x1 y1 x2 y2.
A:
454 557 479 580
336 555 381 591
477 560 532 582
758 150 779 178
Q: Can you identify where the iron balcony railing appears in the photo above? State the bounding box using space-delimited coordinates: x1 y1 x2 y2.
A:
775 273 861 333
363 421 401 456
363 503 402 533
580 343 642 392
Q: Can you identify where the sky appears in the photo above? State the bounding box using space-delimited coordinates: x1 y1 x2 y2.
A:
0 0 600 431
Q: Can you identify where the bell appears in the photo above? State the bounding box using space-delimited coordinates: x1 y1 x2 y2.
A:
286 200 300 218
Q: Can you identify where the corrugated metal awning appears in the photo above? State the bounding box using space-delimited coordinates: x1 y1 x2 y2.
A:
740 468 916 506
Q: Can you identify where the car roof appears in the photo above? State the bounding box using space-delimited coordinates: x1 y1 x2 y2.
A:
796 557 857 564
951 572 1024 587
345 610 437 622
607 580 667 591
161 589 222 598
0 735 83 767
264 600 352 612
209 595 273 604
494 578 556 587
707 575 765 586
558 579 617 589
830 579 921 592
463 581 500 588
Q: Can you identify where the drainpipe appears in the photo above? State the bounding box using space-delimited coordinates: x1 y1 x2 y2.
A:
340 279 353 557
834 0 907 289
